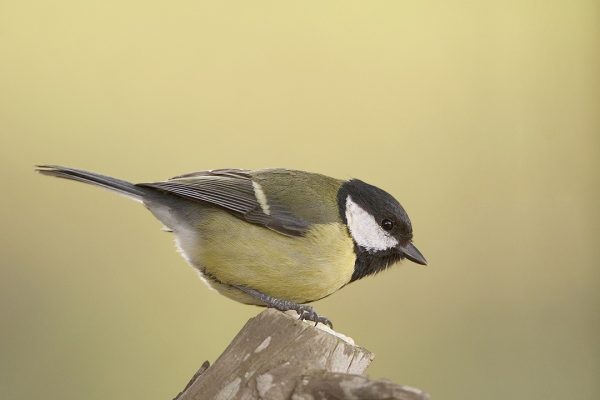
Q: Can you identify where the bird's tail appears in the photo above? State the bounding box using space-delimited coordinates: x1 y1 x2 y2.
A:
35 165 146 201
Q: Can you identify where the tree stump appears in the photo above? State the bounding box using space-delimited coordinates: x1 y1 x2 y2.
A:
174 309 429 400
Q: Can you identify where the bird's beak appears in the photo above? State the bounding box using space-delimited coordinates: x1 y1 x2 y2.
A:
401 242 427 265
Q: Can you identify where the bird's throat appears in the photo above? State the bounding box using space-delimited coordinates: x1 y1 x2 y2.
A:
350 247 403 282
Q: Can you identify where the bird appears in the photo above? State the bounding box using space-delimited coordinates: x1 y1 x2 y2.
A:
36 165 426 327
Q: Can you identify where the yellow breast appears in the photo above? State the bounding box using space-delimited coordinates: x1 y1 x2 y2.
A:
179 210 356 304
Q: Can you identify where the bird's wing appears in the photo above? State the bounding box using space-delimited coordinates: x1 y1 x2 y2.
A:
137 169 310 236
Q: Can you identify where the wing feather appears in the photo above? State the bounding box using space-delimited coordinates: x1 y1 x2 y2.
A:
137 169 310 236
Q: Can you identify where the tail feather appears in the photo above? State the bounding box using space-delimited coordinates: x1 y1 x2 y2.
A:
35 165 146 201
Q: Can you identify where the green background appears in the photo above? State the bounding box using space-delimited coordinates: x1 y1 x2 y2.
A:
1 2 598 399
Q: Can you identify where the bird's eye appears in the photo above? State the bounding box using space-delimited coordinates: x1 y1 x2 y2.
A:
381 219 394 231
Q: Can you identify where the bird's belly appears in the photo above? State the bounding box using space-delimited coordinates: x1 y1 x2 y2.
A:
177 211 356 304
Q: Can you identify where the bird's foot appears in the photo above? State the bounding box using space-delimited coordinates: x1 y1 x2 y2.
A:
233 285 333 329
294 304 333 328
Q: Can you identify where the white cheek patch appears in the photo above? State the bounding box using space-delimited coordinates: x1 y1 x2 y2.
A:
345 196 399 252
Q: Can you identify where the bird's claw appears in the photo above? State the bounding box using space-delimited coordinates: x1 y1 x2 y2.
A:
296 305 333 329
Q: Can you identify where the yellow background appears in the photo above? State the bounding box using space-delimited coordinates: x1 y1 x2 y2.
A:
1 2 598 399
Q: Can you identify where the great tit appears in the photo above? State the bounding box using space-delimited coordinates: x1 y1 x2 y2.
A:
36 166 426 327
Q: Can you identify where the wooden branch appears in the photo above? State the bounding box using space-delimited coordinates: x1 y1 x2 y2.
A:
292 372 429 400
174 309 429 400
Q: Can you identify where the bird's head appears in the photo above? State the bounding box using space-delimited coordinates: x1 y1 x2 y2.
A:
338 179 426 281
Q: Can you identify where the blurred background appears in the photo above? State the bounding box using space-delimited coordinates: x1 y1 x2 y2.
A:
1 1 598 399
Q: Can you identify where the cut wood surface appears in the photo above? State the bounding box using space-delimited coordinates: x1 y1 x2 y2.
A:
174 309 429 400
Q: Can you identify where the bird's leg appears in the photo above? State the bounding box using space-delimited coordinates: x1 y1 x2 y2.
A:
233 285 333 329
